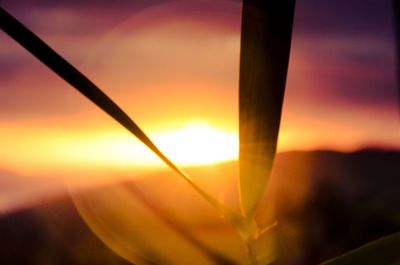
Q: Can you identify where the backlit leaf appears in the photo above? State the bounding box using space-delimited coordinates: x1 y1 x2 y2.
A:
0 7 241 264
0 6 228 218
239 0 296 217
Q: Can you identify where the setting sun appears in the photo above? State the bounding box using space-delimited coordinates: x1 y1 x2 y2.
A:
0 119 238 177
154 120 238 165
1 1 400 265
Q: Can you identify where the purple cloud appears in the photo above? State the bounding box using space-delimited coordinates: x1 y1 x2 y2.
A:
0 0 398 121
286 0 398 110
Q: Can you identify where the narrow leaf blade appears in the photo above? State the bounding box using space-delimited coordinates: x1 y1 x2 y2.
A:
0 7 228 218
239 0 296 217
0 6 170 173
320 232 400 265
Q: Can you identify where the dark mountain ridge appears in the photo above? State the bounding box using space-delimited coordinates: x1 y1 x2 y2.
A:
0 148 399 265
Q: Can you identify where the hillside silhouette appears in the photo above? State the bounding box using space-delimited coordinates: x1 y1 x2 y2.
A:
0 149 399 265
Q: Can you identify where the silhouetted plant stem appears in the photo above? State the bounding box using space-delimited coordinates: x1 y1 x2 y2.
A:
238 1 295 262
0 2 297 263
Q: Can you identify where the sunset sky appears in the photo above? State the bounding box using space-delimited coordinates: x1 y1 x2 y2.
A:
0 0 399 177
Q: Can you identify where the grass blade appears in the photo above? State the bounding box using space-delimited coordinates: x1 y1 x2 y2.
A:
239 0 296 218
0 6 171 176
319 232 400 265
0 7 232 219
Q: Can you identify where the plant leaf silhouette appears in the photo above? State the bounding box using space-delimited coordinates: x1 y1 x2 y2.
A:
238 0 296 218
319 232 400 265
0 6 233 220
123 183 237 265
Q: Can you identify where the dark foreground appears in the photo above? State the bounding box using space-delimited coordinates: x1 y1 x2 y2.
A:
1 149 399 265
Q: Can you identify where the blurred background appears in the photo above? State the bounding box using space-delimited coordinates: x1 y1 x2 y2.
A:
0 0 399 264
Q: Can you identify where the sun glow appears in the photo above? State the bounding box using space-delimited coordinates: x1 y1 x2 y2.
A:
0 120 238 177
154 120 238 166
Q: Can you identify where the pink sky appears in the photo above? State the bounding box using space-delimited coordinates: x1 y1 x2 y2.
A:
0 0 399 177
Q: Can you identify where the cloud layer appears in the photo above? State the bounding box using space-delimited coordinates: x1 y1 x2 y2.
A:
0 0 399 159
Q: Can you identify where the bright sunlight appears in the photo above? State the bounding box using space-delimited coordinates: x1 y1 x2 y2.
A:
0 120 238 177
154 120 238 165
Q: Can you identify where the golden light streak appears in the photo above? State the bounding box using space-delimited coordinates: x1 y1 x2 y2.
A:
0 120 238 177
153 120 238 165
